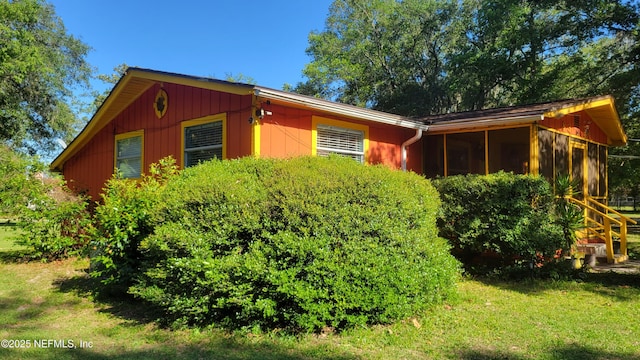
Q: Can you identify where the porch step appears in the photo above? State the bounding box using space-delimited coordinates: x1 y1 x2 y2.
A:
577 244 629 264
576 243 607 257
610 254 629 264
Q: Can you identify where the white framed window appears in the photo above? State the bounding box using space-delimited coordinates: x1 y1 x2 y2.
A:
114 130 143 178
313 118 368 163
182 115 226 168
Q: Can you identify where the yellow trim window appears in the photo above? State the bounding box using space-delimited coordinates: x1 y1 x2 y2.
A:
181 114 226 168
312 117 369 163
114 130 144 178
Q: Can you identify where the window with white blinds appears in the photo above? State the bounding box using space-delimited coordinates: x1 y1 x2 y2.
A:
316 124 365 163
115 132 143 178
184 120 223 167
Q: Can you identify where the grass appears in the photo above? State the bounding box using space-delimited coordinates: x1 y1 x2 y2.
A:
609 205 640 214
627 233 640 260
1 226 640 359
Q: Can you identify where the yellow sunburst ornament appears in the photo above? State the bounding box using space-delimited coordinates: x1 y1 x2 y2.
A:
154 88 168 118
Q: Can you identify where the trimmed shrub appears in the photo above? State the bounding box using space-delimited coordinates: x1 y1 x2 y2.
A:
433 172 564 271
130 156 460 332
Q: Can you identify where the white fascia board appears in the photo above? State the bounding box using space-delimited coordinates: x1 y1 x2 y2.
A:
254 88 429 130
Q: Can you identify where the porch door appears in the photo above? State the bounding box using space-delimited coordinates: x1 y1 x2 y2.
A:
570 142 588 200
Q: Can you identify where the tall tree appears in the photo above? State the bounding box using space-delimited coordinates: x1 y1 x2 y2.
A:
299 0 640 116
301 0 459 116
0 0 91 154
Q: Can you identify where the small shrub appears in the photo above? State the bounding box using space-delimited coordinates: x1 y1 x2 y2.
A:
90 157 178 290
17 177 91 261
1 143 92 260
131 156 460 332
433 172 564 273
553 174 585 255
0 145 42 217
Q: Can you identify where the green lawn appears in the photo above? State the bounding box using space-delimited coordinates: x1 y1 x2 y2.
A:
0 223 27 258
1 226 640 359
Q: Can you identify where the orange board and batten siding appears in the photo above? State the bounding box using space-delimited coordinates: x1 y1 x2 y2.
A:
63 83 420 201
63 83 254 200
259 104 313 158
258 103 422 171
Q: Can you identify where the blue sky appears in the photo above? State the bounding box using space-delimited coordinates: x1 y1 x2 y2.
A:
49 0 334 92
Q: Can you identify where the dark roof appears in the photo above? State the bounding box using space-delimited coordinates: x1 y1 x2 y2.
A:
417 95 626 146
419 97 612 124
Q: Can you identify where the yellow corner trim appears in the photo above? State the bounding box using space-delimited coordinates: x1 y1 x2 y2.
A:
252 121 261 158
530 124 539 176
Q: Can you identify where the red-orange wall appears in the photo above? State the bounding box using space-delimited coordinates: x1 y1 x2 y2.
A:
63 83 253 200
258 103 422 172
259 104 313 158
63 84 423 201
539 111 608 145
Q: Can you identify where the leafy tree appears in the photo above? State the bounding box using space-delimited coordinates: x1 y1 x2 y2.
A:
0 144 44 216
608 125 640 208
450 0 640 109
299 0 640 115
0 144 90 260
300 0 458 116
0 0 91 154
84 63 129 116
224 72 256 84
301 0 640 196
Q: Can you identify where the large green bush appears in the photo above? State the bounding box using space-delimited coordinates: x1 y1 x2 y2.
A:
433 172 564 271
130 156 460 332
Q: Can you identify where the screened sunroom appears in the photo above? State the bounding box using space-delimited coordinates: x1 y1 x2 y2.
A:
420 96 623 204
418 96 632 263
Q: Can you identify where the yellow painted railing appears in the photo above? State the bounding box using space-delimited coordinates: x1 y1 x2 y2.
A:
568 197 637 263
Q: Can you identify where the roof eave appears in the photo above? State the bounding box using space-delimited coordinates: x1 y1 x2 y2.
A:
427 114 544 133
543 95 627 146
50 68 257 171
50 72 146 171
253 87 428 130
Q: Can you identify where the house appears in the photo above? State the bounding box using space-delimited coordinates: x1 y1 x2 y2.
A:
50 67 632 262
50 68 427 200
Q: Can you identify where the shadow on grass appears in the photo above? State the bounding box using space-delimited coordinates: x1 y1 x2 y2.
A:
0 223 33 263
472 267 640 301
54 271 163 326
0 289 49 323
0 336 361 360
0 248 33 263
456 344 640 360
2 262 358 360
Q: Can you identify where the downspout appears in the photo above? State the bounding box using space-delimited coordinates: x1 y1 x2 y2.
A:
401 127 427 171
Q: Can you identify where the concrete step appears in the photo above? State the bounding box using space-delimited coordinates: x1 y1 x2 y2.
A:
576 243 607 257
577 244 630 264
